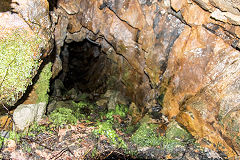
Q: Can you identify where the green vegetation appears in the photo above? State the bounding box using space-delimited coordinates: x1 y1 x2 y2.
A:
48 100 95 128
29 121 49 134
105 104 128 123
47 101 129 149
0 29 42 106
0 135 5 148
36 62 52 103
131 123 161 147
93 104 129 149
93 121 127 149
165 121 192 142
0 130 30 148
49 107 78 127
131 121 195 152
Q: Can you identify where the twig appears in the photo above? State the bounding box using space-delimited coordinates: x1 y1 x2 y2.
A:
1 116 11 130
22 137 54 151
50 146 75 160
51 148 68 160
103 151 113 160
82 146 93 160
1 103 15 125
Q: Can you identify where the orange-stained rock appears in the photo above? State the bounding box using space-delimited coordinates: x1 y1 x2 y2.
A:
52 0 240 157
209 0 240 15
67 14 83 33
144 12 185 87
57 0 80 14
192 0 214 11
161 25 240 157
108 0 146 30
181 3 211 25
171 0 187 12
176 105 236 157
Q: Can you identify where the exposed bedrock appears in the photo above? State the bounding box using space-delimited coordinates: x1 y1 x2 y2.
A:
1 0 240 158
51 0 240 157
0 0 53 106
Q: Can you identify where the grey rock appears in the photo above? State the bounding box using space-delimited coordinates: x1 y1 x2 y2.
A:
13 102 46 130
96 98 108 107
66 88 78 100
204 148 222 159
47 100 74 114
47 100 57 114
104 90 128 110
52 79 66 98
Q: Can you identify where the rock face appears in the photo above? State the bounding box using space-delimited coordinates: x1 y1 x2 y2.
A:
53 0 185 110
1 0 240 158
51 0 240 157
0 0 53 106
162 25 240 156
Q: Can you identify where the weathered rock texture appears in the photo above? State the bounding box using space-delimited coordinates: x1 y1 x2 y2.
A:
0 0 53 106
1 0 240 158
53 0 185 110
51 0 240 157
13 102 46 130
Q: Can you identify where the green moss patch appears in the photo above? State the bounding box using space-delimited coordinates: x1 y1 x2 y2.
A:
105 104 128 123
92 104 129 149
93 121 127 149
49 107 78 127
131 121 195 152
131 123 161 147
36 62 52 103
0 29 42 105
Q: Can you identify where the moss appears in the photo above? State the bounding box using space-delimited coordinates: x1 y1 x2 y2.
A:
92 104 129 149
29 121 48 134
93 121 127 149
72 101 94 120
131 121 195 152
106 104 128 123
49 107 78 127
131 123 161 147
0 29 42 106
165 121 193 141
36 62 52 103
48 100 94 127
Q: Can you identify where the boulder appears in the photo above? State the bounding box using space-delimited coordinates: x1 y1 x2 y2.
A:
13 102 47 130
0 0 53 106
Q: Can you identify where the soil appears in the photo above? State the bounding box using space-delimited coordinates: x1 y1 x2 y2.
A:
0 116 227 160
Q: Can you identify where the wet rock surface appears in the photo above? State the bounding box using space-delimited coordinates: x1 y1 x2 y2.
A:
50 0 240 156
0 0 240 158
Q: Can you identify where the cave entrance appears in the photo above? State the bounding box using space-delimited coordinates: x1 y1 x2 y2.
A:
56 39 109 96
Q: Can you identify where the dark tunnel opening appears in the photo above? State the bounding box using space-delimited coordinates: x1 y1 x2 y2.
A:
53 39 110 97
